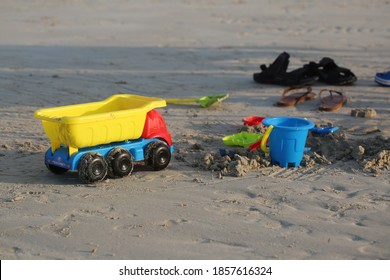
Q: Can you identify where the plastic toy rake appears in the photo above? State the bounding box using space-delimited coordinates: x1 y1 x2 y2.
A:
165 93 229 108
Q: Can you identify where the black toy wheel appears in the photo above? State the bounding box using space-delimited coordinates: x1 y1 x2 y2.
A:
46 163 68 175
78 152 108 183
145 140 171 171
106 148 134 178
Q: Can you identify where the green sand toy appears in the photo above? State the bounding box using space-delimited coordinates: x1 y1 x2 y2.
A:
222 131 263 148
166 93 229 108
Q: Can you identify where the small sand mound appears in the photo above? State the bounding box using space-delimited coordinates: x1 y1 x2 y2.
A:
307 133 389 174
17 141 47 153
201 150 272 177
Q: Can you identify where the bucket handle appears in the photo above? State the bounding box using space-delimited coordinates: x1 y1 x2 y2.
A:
261 125 273 153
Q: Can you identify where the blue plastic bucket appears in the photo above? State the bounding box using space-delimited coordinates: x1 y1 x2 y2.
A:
261 117 314 167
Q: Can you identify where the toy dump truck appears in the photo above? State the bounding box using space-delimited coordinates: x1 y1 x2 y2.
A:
34 94 173 183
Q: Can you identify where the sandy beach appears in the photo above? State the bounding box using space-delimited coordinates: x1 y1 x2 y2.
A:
0 0 389 259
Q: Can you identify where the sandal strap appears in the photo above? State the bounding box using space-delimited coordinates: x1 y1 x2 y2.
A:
282 86 312 97
319 57 337 68
318 89 344 99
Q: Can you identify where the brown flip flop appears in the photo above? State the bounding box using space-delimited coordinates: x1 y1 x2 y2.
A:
276 86 316 107
318 89 347 112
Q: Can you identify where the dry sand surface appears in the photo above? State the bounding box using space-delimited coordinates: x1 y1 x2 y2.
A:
0 0 389 259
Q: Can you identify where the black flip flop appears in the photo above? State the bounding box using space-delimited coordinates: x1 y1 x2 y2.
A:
253 52 318 86
253 52 290 84
315 57 357 85
277 64 319 86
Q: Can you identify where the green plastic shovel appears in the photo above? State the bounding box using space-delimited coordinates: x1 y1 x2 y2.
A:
165 93 229 108
223 131 263 148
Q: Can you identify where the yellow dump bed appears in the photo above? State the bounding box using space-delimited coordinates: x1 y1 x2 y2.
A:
34 94 166 156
